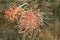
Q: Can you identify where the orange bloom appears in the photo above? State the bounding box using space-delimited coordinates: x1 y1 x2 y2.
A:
5 4 26 23
5 4 18 23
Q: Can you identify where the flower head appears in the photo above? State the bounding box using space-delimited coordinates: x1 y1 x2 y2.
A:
20 10 43 30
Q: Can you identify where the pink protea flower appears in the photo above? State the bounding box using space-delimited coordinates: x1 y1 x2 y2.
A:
20 10 43 31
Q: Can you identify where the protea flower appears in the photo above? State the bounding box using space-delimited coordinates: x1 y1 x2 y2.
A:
5 4 18 23
20 10 43 31
5 3 27 23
